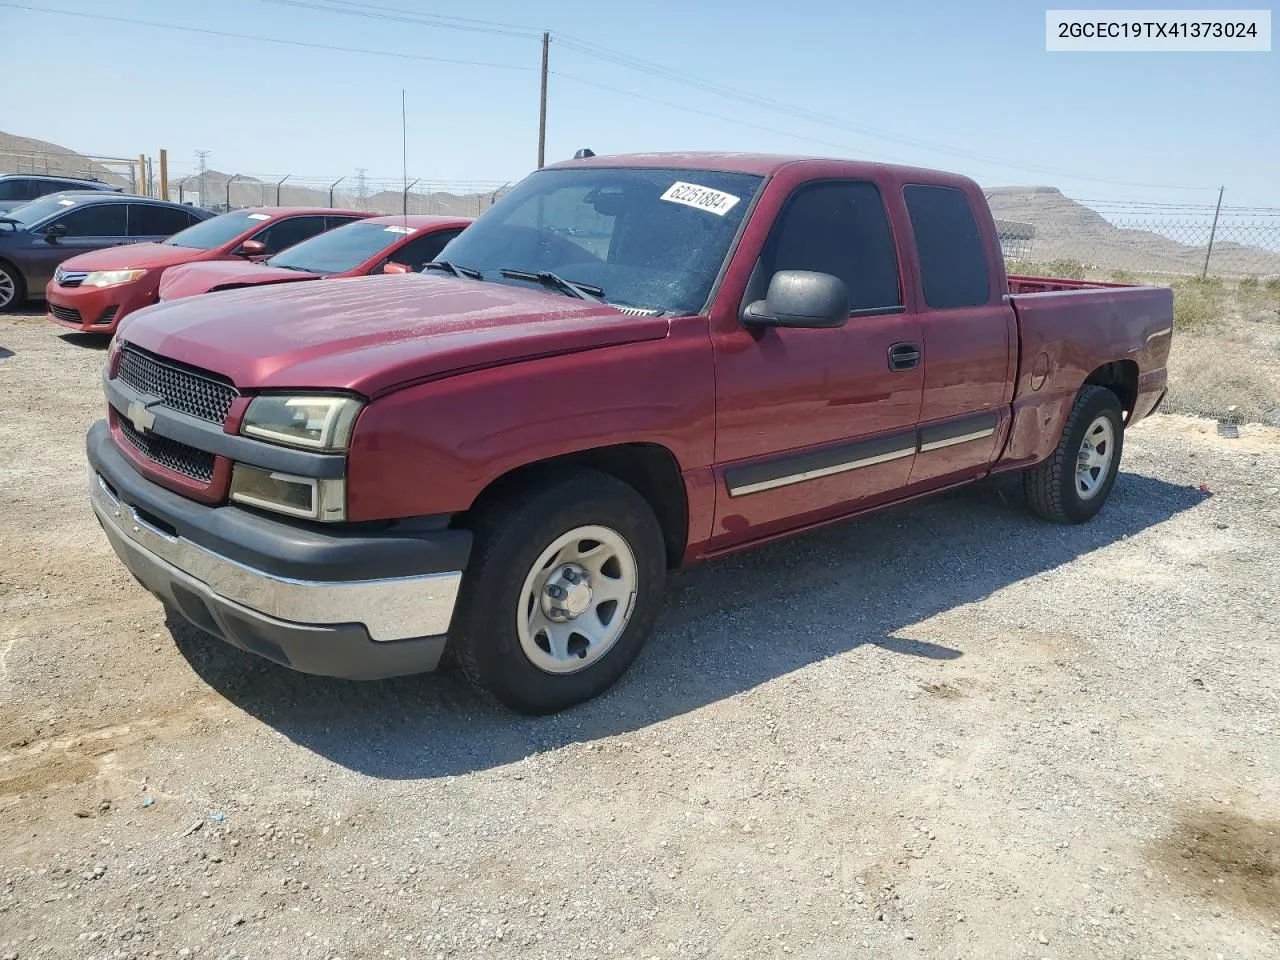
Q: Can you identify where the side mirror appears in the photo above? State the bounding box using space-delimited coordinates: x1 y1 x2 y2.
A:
238 239 266 257
44 223 68 243
381 261 411 274
741 270 849 329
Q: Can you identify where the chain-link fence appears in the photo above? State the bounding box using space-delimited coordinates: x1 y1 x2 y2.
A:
0 149 142 192
161 172 512 218
997 202 1280 428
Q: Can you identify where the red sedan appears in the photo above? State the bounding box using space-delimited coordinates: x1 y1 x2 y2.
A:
46 207 367 334
158 215 472 302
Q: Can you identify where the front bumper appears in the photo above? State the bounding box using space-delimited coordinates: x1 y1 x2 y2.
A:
47 278 148 333
87 420 471 680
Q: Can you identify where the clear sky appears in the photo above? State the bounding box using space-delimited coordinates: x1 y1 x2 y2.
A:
1 0 1276 207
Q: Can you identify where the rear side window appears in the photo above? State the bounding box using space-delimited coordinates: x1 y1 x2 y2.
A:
394 228 464 270
251 215 328 254
324 215 363 230
757 180 901 314
53 202 128 237
129 204 195 237
903 184 989 309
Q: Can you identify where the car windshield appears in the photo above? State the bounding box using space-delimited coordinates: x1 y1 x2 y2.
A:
436 166 764 315
164 210 265 250
0 194 86 228
267 220 410 274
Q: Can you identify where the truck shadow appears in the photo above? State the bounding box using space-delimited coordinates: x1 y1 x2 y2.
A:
170 471 1208 779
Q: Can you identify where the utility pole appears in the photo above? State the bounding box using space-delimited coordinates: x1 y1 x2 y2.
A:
159 149 168 201
195 150 210 208
537 31 549 168
1201 186 1225 280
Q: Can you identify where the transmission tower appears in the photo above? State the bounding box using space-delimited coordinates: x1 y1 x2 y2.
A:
195 150 210 208
354 167 369 209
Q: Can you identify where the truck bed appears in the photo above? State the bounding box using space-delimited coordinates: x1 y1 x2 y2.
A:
1006 274 1137 295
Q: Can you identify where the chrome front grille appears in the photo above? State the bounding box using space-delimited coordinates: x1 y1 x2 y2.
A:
119 419 215 482
55 269 88 287
117 343 238 424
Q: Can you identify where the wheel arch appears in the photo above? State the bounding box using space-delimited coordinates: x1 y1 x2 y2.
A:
1083 359 1139 419
464 442 690 568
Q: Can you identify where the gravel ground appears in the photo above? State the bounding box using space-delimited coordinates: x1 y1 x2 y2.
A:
1 309 1278 960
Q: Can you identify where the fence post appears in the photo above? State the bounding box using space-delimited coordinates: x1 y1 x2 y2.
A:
226 173 241 210
276 174 291 205
1202 186 1224 280
328 177 345 208
403 178 420 217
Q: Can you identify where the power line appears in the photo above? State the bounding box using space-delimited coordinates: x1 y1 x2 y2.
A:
264 0 1214 191
262 0 543 40
0 3 536 71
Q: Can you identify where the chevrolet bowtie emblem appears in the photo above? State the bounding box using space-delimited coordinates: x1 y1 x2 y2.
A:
126 400 156 433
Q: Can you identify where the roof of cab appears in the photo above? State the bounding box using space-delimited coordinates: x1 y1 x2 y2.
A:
545 151 961 183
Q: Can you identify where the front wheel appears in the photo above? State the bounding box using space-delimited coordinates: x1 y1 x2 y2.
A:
0 261 24 310
1023 385 1125 523
449 469 667 714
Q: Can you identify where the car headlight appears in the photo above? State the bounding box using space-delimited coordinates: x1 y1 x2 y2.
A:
240 394 363 451
84 269 148 287
229 465 347 522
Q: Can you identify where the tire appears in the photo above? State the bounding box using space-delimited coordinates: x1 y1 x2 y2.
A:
0 260 24 311
449 468 667 714
1024 385 1125 524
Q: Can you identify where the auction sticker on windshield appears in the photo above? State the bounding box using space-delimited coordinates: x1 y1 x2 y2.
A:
660 181 741 216
383 225 414 234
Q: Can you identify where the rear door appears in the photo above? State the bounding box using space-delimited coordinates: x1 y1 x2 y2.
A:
127 203 195 242
25 201 130 289
711 178 924 545
901 184 1017 487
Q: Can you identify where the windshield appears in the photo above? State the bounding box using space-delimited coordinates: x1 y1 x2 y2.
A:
0 194 86 228
164 210 265 250
268 220 409 274
437 166 763 314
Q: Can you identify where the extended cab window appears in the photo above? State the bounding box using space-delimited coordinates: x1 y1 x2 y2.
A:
756 180 901 314
903 184 990 309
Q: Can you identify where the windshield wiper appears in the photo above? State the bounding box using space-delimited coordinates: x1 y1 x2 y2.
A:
424 260 484 280
499 268 604 302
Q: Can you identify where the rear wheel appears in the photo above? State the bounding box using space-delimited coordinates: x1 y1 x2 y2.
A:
449 469 667 714
0 261 23 310
1024 385 1124 523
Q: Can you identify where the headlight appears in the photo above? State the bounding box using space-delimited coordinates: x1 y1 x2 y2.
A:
106 336 124 376
84 269 148 287
240 394 363 451
230 465 347 522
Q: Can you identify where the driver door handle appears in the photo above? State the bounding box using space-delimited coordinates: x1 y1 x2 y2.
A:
888 342 921 371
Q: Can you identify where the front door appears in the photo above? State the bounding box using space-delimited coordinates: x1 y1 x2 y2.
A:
27 200 130 289
710 179 924 547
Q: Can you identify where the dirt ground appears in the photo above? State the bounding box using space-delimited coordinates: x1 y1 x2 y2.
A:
1 309 1278 960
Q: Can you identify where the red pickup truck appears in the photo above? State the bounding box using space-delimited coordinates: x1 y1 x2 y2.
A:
86 153 1172 713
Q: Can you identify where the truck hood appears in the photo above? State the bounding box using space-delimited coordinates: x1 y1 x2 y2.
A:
159 261 321 301
118 273 671 397
60 242 216 271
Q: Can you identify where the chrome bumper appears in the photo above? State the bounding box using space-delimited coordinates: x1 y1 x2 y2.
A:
90 472 461 642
